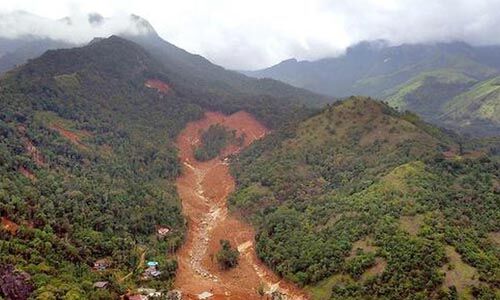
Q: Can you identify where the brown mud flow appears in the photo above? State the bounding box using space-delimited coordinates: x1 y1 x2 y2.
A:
174 111 308 299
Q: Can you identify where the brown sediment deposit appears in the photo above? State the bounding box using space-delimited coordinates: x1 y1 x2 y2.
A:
19 166 35 181
174 111 307 299
1 217 19 235
145 79 171 94
50 124 91 149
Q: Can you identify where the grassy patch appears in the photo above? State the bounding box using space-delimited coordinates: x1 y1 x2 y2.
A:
305 275 353 300
349 237 378 257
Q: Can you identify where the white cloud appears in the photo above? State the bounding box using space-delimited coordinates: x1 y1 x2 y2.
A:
1 0 500 69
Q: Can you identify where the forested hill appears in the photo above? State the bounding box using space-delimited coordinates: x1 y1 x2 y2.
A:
0 13 330 110
0 35 317 298
0 35 200 298
230 97 500 299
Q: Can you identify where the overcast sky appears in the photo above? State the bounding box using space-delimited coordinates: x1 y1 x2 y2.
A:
1 0 500 69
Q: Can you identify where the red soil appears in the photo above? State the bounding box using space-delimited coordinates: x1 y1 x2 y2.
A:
23 138 45 167
175 111 307 299
17 125 45 167
19 166 35 181
145 79 171 94
50 124 90 149
1 217 19 235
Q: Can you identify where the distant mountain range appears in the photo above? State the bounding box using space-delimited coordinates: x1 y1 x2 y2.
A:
243 41 500 136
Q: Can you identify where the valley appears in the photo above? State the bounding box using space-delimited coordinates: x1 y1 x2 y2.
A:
174 111 306 299
0 10 498 300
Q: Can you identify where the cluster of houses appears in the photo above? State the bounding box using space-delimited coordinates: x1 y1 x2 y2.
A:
92 226 172 296
126 289 181 300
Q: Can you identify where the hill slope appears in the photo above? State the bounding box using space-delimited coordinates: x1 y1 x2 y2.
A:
440 76 500 136
0 34 322 298
230 97 500 299
0 35 202 298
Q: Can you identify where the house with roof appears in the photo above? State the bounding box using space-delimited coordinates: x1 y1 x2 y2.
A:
93 281 109 289
93 258 111 271
157 226 170 237
142 261 162 279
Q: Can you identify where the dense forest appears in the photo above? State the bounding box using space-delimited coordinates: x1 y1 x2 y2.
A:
230 97 499 299
194 124 241 161
0 36 315 298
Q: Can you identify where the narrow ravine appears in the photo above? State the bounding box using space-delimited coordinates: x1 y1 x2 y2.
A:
174 111 308 299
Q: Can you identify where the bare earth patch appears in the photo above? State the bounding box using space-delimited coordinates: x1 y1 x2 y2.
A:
145 79 171 94
1 217 19 235
487 231 500 246
399 214 424 236
19 166 36 181
348 237 386 282
441 246 479 297
22 138 45 167
349 237 378 258
50 124 91 149
361 258 387 280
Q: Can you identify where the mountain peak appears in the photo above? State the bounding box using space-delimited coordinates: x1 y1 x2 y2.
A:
128 14 158 37
88 13 104 26
346 39 390 55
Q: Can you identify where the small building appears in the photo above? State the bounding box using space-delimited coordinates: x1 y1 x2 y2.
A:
143 266 162 278
146 261 158 268
157 226 170 237
93 259 111 271
93 281 109 289
150 270 162 277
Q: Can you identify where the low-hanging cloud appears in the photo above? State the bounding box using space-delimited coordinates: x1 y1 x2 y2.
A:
1 0 500 69
0 10 150 44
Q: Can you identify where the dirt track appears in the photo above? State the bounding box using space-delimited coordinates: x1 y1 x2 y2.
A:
174 111 308 299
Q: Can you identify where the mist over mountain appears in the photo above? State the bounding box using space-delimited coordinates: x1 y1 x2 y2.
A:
4 0 500 69
0 11 156 43
0 12 160 73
